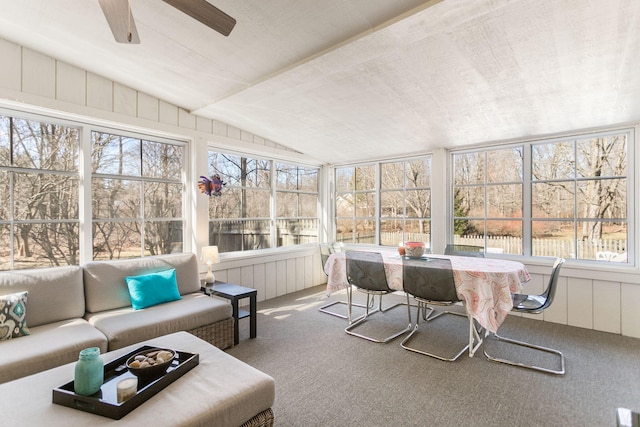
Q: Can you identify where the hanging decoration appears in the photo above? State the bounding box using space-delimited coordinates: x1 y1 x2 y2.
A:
198 174 226 196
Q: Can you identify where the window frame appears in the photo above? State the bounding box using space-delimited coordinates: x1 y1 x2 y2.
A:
0 112 81 270
334 163 378 245
206 148 321 253
90 127 187 260
0 106 192 270
449 127 635 266
332 155 433 248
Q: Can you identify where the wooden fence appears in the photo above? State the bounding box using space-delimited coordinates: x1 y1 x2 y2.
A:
380 233 626 261
209 219 319 251
212 223 627 261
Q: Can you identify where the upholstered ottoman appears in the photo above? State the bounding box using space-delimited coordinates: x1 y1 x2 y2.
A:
0 332 275 427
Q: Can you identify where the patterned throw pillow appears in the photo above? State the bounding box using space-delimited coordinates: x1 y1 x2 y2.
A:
0 291 30 341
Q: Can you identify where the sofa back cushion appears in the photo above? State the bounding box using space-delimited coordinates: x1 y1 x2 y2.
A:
83 253 201 313
0 266 85 327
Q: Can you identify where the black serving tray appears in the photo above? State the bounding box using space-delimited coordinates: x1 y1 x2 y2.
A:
52 345 199 420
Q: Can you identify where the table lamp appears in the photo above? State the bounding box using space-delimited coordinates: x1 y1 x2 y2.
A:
201 246 219 285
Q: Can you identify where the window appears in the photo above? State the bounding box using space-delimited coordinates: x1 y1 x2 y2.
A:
275 163 319 247
452 129 630 262
335 165 376 244
207 152 271 252
380 158 431 249
206 150 319 252
453 147 523 255
0 115 80 269
531 134 627 261
91 131 185 260
334 157 432 247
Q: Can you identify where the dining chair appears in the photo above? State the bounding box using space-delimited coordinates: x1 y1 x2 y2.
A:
483 257 566 375
444 244 485 257
318 243 367 320
401 257 482 361
344 251 411 343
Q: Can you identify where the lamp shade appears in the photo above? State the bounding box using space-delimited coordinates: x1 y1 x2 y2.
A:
201 246 219 265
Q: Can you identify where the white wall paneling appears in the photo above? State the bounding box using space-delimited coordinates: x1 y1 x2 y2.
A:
86 72 113 112
567 278 593 330
178 107 196 130
56 62 85 106
295 258 305 292
22 48 55 98
286 259 296 294
196 116 212 133
304 255 314 289
226 267 242 286
621 283 640 338
276 260 287 297
544 275 568 324
594 280 621 334
159 100 179 126
137 92 159 122
252 264 267 302
113 82 136 117
0 38 21 90
264 262 277 300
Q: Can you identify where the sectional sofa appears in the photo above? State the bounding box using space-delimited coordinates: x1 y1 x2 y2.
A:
0 252 234 384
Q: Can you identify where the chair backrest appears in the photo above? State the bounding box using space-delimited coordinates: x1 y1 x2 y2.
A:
538 258 565 311
319 244 332 275
402 257 459 302
345 251 390 292
319 242 343 275
444 244 485 258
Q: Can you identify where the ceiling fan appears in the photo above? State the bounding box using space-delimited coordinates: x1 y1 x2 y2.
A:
98 0 236 44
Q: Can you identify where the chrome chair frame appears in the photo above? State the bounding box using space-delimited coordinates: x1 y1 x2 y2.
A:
343 251 411 343
401 257 483 361
402 296 484 361
318 243 367 321
483 258 566 375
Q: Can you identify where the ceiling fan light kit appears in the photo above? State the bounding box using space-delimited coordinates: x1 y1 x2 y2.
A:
99 0 236 44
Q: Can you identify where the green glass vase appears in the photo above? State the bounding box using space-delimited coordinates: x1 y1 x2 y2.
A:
74 347 104 396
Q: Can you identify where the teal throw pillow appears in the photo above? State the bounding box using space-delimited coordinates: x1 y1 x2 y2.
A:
0 291 30 341
125 269 182 310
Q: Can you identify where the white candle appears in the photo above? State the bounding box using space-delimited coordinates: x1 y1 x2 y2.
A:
116 377 138 403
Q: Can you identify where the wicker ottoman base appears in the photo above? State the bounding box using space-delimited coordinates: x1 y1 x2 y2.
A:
241 408 275 427
188 317 234 350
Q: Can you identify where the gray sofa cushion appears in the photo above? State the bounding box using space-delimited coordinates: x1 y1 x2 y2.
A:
0 318 108 384
0 266 85 327
83 253 201 313
85 293 232 350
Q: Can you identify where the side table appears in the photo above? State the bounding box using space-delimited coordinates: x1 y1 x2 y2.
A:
202 281 257 345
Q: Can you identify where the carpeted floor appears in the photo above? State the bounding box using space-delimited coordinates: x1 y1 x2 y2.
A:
227 285 640 427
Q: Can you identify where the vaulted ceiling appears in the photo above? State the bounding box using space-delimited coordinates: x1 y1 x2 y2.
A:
1 0 639 164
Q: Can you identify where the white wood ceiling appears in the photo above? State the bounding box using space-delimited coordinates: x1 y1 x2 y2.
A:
1 0 639 164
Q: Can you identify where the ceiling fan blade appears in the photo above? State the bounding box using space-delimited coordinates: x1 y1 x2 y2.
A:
162 0 236 36
98 0 140 43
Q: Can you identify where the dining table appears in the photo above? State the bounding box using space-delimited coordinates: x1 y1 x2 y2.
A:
324 250 531 334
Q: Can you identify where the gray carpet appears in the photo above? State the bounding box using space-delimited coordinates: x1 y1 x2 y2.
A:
227 285 640 426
